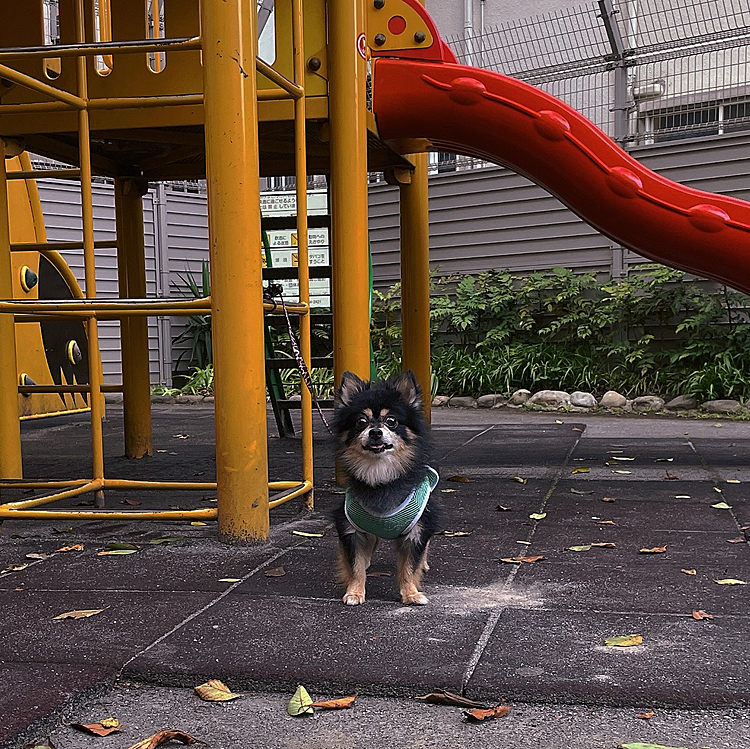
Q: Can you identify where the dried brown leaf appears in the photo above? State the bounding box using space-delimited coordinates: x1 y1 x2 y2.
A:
664 471 680 480
601 497 616 502
464 704 511 723
194 679 242 702
440 530 473 537
636 710 655 720
264 566 286 577
56 544 84 552
71 718 122 736
639 546 667 554
727 537 746 544
500 555 543 564
495 505 512 511
121 499 142 506
415 689 487 709
53 609 104 620
447 475 470 483
125 730 196 749
591 542 616 548
691 610 713 621
680 569 696 575
311 694 357 710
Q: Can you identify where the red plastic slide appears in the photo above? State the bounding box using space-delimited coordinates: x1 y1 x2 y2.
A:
370 4 750 295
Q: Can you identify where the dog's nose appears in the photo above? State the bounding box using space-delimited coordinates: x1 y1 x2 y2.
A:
369 428 383 440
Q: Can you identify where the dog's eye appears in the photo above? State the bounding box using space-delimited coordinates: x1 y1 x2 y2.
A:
383 416 398 429
356 416 369 428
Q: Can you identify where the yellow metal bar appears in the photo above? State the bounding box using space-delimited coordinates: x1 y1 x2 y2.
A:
115 178 153 459
0 146 23 481
0 479 89 489
0 480 102 510
328 0 372 384
257 88 295 101
87 95 203 110
0 508 218 521
19 384 122 393
0 102 75 114
8 169 82 180
0 298 210 312
269 480 314 508
0 37 201 60
20 407 90 420
400 152 432 421
291 0 314 510
103 479 217 490
0 63 86 108
11 240 118 251
255 59 304 99
201 0 269 543
74 0 105 508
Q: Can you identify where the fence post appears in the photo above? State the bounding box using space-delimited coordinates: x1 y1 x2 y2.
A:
598 0 630 147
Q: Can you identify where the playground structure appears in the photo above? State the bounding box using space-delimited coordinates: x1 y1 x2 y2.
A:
2 0 750 543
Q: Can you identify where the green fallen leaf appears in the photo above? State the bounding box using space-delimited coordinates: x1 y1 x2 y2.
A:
711 501 732 509
605 634 643 647
570 488 594 495
529 513 546 520
567 545 592 552
291 531 325 538
287 684 314 716
97 549 139 556
148 536 184 545
103 542 140 551
571 467 590 474
219 578 241 583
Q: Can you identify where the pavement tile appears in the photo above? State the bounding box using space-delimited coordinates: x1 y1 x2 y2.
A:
0 589 215 666
466 609 750 706
0 663 109 746
126 595 490 693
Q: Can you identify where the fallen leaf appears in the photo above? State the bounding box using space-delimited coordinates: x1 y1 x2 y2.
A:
612 457 635 461
572 427 582 432
713 486 723 493
415 689 487 709
601 497 616 502
727 537 746 544
674 495 691 499
639 546 667 554
510 476 527 484
125 730 196 749
555 420 563 424
194 679 242 701
619 744 691 749
148 537 184 545
172 434 190 439
636 710 655 720
71 718 122 736
726 479 741 484
566 545 592 552
605 634 643 647
691 610 713 621
311 694 357 710
1 563 30 574
495 504 511 511
597 520 616 525
571 467 590 474
680 569 696 575
264 566 286 577
440 489 457 493
441 530 473 537
654 458 674 462
614 470 632 475
56 544 84 552
714 578 747 585
25 553 48 560
53 609 104 620
664 471 680 480
97 549 138 556
22 740 57 749
103 542 140 551
218 578 241 583
500 556 543 564
190 522 207 526
516 540 531 545
52 526 73 533
121 499 142 506
291 531 324 538
529 513 546 520
570 488 594 495
711 501 732 509
287 684 314 716
591 542 616 548
464 704 511 722
366 571 392 577
447 475 470 483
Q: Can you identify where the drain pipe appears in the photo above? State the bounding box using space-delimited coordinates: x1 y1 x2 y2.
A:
479 0 485 67
464 0 474 66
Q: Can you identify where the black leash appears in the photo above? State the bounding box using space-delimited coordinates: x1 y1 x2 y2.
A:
264 283 333 435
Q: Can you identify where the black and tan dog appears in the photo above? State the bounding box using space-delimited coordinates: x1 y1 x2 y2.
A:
332 371 440 605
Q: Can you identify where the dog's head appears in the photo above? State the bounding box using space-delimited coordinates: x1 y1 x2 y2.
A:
332 371 428 486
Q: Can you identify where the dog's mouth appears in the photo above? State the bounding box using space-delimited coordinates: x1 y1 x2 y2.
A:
364 442 393 454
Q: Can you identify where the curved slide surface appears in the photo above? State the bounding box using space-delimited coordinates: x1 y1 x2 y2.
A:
373 57 750 295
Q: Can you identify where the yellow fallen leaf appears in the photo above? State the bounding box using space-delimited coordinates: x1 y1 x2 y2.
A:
510 476 527 484
194 679 243 702
614 470 632 474
713 486 722 493
190 522 207 526
681 569 696 575
711 502 732 509
219 578 241 583
601 497 616 502
97 549 138 556
1 563 30 574
291 530 325 538
674 495 691 499
567 545 592 552
571 467 590 474
53 609 104 620
605 634 642 647
500 555 543 564
726 479 741 484
447 475 470 483
441 530 473 537
529 513 546 520
714 578 747 585
56 544 84 552
440 488 457 493
287 684 314 716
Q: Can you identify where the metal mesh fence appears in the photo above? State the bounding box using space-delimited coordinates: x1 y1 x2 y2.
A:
444 0 750 151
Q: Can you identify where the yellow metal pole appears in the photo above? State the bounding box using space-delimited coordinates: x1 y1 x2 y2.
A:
292 0 313 509
400 153 432 421
115 178 153 459
201 0 269 543
328 0 371 384
75 0 106 508
0 146 23 481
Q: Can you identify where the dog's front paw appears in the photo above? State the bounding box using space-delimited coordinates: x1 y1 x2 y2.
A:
343 591 366 605
402 591 428 605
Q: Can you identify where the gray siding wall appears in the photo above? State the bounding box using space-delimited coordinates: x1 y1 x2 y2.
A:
368 132 750 288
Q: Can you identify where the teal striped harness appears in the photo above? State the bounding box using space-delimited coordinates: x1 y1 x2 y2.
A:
344 466 439 540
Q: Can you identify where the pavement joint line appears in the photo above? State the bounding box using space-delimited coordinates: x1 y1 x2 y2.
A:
437 425 496 463
118 520 333 677
459 424 586 693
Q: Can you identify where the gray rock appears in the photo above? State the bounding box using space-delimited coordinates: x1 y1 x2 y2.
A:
174 394 203 404
104 393 124 404
432 395 450 407
151 395 175 404
477 394 505 408
288 394 302 402
632 395 665 412
570 391 597 408
202 396 215 403
528 390 570 410
701 399 743 414
599 390 627 408
448 396 477 409
665 394 698 410
508 389 531 406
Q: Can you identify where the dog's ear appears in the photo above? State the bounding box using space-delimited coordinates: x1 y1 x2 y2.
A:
335 371 367 408
391 370 423 410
